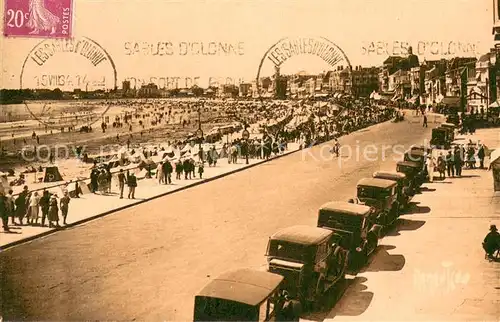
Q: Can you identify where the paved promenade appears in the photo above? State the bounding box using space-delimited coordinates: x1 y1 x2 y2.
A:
1 143 300 249
315 127 500 322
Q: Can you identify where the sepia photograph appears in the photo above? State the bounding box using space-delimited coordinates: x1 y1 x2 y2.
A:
0 0 499 321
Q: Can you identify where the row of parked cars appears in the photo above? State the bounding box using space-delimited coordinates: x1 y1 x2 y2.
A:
193 144 433 321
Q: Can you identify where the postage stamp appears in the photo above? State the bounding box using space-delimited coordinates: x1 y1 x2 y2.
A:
255 36 352 100
3 0 73 38
20 36 118 128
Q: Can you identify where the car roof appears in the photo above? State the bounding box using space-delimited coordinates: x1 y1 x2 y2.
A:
411 145 431 151
405 149 426 156
373 171 406 180
196 269 284 306
397 160 420 168
357 177 397 189
441 123 455 127
270 225 333 245
319 201 372 216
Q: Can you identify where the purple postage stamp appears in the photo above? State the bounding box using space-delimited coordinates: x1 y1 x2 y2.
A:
4 0 73 38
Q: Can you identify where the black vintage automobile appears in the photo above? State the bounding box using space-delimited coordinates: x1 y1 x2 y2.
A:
396 160 424 192
317 201 380 269
404 149 426 169
193 268 297 321
356 178 400 229
430 127 452 149
440 123 456 141
410 145 433 155
372 171 411 210
266 225 348 309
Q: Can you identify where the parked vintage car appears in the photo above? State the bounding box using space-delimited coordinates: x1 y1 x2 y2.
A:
410 145 433 155
193 268 298 321
440 122 456 141
266 225 348 309
446 113 459 126
317 201 380 268
356 178 400 228
430 127 452 149
372 171 411 210
396 160 424 191
404 149 426 169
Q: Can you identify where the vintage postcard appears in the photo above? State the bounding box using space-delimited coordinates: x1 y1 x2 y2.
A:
0 0 499 321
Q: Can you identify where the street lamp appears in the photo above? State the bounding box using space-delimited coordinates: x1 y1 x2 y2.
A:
242 126 250 164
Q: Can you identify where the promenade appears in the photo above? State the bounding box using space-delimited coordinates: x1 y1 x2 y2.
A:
0 143 300 249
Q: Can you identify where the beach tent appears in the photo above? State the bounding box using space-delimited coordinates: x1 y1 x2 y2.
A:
43 166 64 182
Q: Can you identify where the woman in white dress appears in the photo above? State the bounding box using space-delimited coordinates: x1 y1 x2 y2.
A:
28 191 40 225
426 155 436 183
26 0 60 35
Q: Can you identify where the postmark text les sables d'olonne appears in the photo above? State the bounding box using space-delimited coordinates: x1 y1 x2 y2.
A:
29 39 108 67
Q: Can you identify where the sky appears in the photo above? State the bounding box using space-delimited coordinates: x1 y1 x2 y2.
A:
0 0 494 90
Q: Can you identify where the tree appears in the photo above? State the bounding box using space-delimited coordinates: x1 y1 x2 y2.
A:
191 85 204 97
52 88 63 99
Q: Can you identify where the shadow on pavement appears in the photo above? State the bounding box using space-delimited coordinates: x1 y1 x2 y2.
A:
458 174 481 178
420 187 436 192
302 277 373 321
361 245 405 272
0 230 22 234
386 218 426 237
404 202 431 215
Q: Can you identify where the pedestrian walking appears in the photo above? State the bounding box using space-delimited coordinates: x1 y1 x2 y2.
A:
15 185 29 225
437 153 446 179
48 194 60 228
60 191 70 225
118 169 126 199
183 158 191 179
163 160 173 184
98 170 108 194
127 172 137 199
40 189 51 226
156 161 164 184
27 191 40 225
175 160 183 180
478 144 485 169
207 151 213 166
190 158 196 178
423 114 428 128
0 192 10 232
446 150 455 177
454 147 463 177
6 189 15 225
426 155 436 182
90 169 98 193
198 161 205 179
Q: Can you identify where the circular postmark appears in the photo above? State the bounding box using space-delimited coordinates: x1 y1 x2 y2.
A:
256 36 352 100
20 36 117 129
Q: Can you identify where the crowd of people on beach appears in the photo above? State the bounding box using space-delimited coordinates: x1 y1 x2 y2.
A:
1 96 401 236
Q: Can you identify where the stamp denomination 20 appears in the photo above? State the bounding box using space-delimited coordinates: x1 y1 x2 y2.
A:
4 0 73 38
